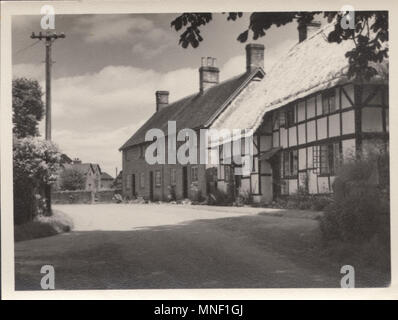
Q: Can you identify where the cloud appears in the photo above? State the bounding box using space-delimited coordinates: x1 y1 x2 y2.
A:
13 63 45 82
74 15 175 58
13 62 199 174
219 39 296 80
220 55 245 80
11 35 295 177
52 123 143 176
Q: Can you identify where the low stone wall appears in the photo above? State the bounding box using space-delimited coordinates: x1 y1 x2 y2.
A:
52 189 121 204
95 190 116 203
52 190 93 204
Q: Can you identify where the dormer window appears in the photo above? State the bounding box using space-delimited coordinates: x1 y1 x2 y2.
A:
286 104 296 127
322 89 336 115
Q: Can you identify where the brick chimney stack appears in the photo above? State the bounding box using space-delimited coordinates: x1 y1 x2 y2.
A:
298 23 307 43
245 43 265 72
199 57 219 93
298 21 321 43
155 90 169 112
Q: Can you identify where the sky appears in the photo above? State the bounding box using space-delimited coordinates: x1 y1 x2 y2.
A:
12 13 315 177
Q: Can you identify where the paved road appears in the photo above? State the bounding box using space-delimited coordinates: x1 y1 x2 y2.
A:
15 204 351 289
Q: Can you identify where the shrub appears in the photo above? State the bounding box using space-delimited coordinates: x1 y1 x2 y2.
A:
167 185 176 202
207 188 233 206
310 196 333 211
235 190 253 206
270 191 332 211
13 137 62 224
14 210 73 242
320 149 390 243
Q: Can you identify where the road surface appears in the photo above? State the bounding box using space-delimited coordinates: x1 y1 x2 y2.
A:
14 203 379 290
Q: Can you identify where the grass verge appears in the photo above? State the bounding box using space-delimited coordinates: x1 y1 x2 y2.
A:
14 210 74 242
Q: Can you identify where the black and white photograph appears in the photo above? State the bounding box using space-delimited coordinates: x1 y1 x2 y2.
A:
0 0 396 299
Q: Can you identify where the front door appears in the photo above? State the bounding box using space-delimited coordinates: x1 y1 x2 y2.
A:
149 171 154 201
131 174 136 198
182 166 188 198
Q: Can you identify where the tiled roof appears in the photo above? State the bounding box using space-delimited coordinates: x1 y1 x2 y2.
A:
64 163 101 175
101 172 114 180
64 163 92 175
119 68 263 150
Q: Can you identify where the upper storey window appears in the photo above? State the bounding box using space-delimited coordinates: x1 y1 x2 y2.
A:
322 89 336 115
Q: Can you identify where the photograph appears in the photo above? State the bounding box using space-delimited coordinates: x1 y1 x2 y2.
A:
0 0 394 299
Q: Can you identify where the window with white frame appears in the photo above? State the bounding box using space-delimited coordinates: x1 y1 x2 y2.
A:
313 142 340 175
322 89 336 115
282 149 298 178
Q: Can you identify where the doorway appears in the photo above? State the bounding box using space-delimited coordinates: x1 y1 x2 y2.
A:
149 171 154 201
182 166 188 198
131 174 136 198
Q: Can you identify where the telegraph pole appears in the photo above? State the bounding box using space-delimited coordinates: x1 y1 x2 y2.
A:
31 31 65 214
31 31 65 140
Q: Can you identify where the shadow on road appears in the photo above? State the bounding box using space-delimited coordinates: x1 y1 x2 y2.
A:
15 213 390 290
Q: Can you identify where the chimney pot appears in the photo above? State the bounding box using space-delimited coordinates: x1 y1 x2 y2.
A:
199 57 219 93
245 43 265 73
298 23 307 43
155 90 169 111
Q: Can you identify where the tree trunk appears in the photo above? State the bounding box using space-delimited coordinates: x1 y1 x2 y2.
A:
44 184 52 216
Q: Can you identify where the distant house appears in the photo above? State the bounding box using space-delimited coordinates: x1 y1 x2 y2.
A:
57 158 102 191
112 170 123 191
100 172 114 190
60 153 73 164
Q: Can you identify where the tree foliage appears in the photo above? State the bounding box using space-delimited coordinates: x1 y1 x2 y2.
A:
60 168 86 191
171 11 388 81
12 78 44 138
13 137 62 224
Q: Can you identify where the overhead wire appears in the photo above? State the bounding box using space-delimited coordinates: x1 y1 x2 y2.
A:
14 39 41 56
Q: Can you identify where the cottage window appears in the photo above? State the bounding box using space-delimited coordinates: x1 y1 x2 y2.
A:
282 150 298 178
140 172 145 188
313 142 340 175
191 166 198 182
126 174 132 190
322 90 336 115
286 105 296 127
155 170 161 187
170 168 176 185
139 145 145 158
279 110 286 128
224 165 231 182
241 138 245 155
273 111 280 130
